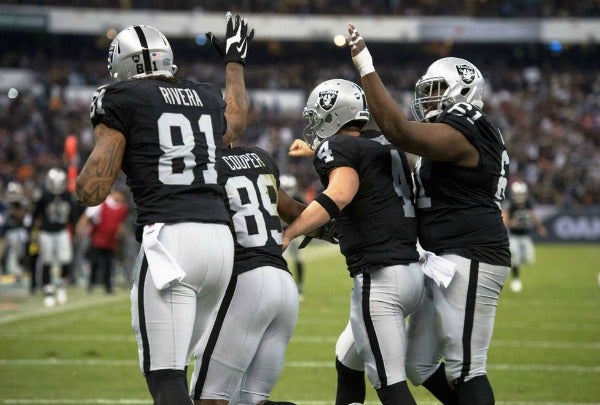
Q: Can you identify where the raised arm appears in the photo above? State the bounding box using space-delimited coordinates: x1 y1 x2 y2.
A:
347 24 478 166
222 63 248 145
207 12 255 146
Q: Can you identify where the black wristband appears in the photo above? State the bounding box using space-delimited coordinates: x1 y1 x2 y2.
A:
315 193 340 218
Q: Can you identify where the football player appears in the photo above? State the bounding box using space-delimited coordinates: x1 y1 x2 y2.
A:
190 145 312 405
288 138 367 405
278 173 307 300
348 24 511 405
503 180 547 292
283 79 423 405
32 168 79 307
76 13 254 405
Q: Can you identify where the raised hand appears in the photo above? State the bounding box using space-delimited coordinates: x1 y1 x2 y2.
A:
347 23 374 77
347 23 366 56
207 11 255 66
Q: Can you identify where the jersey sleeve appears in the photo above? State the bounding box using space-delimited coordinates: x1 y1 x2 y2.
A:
439 102 505 172
90 84 130 134
312 136 358 185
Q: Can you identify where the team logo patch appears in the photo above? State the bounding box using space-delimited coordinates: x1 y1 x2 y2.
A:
456 64 476 84
318 89 338 111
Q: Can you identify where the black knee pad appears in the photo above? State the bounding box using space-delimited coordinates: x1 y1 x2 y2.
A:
145 369 192 405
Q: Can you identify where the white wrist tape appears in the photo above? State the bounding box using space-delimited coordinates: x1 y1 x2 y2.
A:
352 47 375 77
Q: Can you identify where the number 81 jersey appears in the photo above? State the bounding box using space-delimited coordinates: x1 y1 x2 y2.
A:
90 78 230 226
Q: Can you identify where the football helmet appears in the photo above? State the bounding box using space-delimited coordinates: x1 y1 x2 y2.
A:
45 167 67 195
411 57 484 122
5 181 24 203
279 174 298 196
303 79 370 150
108 25 178 81
510 181 529 205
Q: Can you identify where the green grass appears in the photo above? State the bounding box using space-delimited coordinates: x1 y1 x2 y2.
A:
1 243 599 404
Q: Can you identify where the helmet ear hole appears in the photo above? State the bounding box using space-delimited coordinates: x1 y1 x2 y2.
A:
460 88 470 96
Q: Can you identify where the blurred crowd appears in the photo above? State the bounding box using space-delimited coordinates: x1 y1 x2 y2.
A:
4 0 600 17
1 36 598 208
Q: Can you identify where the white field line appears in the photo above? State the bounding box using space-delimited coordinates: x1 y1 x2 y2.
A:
0 293 129 325
0 358 598 374
1 331 597 351
2 400 600 405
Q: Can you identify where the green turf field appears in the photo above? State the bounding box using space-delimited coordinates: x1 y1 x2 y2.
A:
1 243 599 404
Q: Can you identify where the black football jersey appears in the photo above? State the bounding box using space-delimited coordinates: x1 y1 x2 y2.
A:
218 146 288 276
507 199 535 235
90 78 230 227
415 102 510 266
33 191 78 232
313 130 419 276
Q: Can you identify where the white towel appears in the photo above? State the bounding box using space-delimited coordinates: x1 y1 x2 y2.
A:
419 250 456 288
142 223 186 290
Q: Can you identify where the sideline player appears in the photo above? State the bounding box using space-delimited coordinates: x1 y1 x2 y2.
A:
33 167 78 307
503 180 547 292
279 173 308 299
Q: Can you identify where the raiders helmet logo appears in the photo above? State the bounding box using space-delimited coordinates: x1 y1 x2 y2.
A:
456 64 476 84
318 90 338 111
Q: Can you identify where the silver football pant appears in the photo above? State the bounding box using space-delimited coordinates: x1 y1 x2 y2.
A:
190 266 299 404
351 262 424 389
406 254 509 386
131 222 234 374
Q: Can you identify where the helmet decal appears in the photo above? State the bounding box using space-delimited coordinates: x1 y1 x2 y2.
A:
108 25 177 81
318 90 338 111
303 79 370 150
456 64 476 84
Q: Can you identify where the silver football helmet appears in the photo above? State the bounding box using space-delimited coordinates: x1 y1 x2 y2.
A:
303 79 370 150
45 167 67 195
108 25 178 81
510 181 529 205
279 174 298 196
411 57 484 122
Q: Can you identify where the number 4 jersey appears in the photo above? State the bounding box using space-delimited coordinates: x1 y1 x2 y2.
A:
313 130 419 276
90 78 230 227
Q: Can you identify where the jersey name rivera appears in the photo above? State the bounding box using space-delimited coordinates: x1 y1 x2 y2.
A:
159 86 204 106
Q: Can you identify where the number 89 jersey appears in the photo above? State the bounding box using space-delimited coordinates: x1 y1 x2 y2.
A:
90 78 230 226
218 147 288 276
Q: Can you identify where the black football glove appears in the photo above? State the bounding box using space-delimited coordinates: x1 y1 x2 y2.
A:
206 11 255 66
298 219 339 249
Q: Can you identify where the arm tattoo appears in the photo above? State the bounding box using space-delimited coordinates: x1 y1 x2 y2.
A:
76 125 125 206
